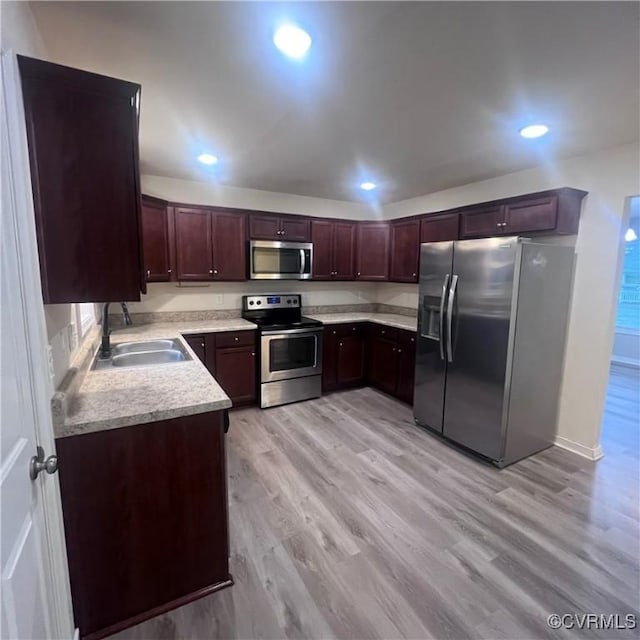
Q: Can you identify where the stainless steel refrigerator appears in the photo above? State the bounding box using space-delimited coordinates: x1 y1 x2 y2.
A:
414 237 574 467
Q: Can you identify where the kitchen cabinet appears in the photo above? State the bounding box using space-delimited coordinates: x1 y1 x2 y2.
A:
311 219 356 280
249 213 310 241
184 331 257 406
18 55 144 303
420 212 459 243
366 325 416 404
56 410 231 640
174 208 246 281
322 324 366 391
459 188 586 239
390 219 420 282
141 197 173 282
356 222 390 281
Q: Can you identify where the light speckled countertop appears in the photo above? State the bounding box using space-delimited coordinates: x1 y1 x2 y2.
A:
58 320 256 439
307 312 417 332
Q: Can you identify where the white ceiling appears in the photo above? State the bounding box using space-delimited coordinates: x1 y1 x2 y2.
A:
30 1 640 204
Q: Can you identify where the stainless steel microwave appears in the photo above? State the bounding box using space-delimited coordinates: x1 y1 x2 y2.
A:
249 240 313 280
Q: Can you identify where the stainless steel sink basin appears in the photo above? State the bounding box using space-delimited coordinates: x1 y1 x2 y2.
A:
112 339 180 356
111 349 188 367
92 339 191 370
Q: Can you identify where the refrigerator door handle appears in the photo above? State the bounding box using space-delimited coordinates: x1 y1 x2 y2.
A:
439 274 450 361
447 274 458 363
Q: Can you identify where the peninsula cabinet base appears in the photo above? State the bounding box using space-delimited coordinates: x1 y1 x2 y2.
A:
56 411 232 640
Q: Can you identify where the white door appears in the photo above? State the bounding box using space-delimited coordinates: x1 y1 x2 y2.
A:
1 51 74 640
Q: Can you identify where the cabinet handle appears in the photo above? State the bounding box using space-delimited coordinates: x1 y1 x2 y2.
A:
392 347 396 352
332 330 337 335
146 269 151 277
201 342 205 348
214 269 218 275
251 352 255 357
339 342 343 347
357 272 361 277
398 348 403 353
234 336 239 341
412 273 416 277
352 327 356 331
209 269 213 275
381 330 385 334
168 269 172 274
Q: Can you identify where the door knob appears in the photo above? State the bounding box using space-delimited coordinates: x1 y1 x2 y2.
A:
30 446 58 481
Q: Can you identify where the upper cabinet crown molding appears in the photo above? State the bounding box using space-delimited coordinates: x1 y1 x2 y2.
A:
19 55 145 303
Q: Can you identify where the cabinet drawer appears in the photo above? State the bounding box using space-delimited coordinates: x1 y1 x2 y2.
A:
215 330 256 348
398 330 416 349
368 323 399 342
335 323 366 337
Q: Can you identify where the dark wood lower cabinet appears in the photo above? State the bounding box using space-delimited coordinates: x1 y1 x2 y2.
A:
56 412 232 640
396 332 416 404
322 324 366 391
184 331 257 406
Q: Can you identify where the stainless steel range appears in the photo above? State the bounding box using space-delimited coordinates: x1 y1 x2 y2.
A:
242 295 323 408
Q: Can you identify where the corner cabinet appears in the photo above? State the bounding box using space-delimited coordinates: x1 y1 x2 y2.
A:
18 55 145 303
355 222 390 281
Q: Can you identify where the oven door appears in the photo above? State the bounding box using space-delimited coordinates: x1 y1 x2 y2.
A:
250 240 313 280
261 328 323 383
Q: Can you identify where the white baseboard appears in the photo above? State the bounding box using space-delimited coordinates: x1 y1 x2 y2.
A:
554 435 604 461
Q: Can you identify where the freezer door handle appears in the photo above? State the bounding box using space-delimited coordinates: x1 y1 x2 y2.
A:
439 274 450 361
447 274 458 363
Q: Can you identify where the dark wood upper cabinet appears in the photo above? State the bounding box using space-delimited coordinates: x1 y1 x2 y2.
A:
18 55 144 303
356 222 390 281
211 210 246 280
390 219 420 282
311 219 356 280
459 188 586 239
141 197 173 282
174 208 213 280
249 213 310 241
420 212 460 243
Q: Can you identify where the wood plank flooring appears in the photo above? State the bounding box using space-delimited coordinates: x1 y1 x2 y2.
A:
109 371 639 640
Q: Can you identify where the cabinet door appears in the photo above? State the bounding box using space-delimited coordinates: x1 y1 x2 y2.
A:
141 199 171 282
390 219 420 282
311 220 334 280
215 346 256 406
368 337 398 395
212 211 246 280
356 223 390 281
333 222 356 280
184 334 206 363
459 206 506 238
280 216 311 242
336 334 365 388
322 326 339 391
175 208 213 280
396 332 416 405
249 214 281 240
421 213 459 243
18 56 143 303
504 195 558 234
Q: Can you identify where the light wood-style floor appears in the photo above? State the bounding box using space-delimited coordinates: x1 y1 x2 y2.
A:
111 368 639 640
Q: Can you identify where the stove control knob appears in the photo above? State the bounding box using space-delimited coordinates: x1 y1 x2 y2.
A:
256 300 262 305
249 301 254 306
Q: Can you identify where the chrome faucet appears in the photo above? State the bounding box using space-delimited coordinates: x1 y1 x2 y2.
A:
99 302 133 359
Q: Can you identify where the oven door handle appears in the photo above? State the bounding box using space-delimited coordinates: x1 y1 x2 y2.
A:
261 327 323 336
300 249 306 275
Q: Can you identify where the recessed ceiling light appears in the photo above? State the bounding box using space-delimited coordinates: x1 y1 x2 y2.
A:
360 181 376 191
519 124 549 139
273 24 312 59
197 153 218 165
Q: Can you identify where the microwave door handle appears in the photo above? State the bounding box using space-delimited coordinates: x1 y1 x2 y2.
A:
300 249 306 275
446 274 458 363
438 274 449 361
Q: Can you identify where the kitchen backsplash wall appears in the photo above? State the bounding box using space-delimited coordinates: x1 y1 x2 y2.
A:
375 282 419 310
126 281 380 314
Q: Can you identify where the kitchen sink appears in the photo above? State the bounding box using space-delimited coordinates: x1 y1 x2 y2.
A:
112 339 180 355
92 339 191 370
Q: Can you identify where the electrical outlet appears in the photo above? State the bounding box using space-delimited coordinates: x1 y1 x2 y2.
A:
216 294 224 305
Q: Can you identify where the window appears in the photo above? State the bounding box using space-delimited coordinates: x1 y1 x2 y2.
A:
75 303 96 339
616 198 640 331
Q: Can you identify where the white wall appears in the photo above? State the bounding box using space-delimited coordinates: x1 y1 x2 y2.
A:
2 1 93 389
142 174 378 220
128 280 377 314
382 143 640 457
